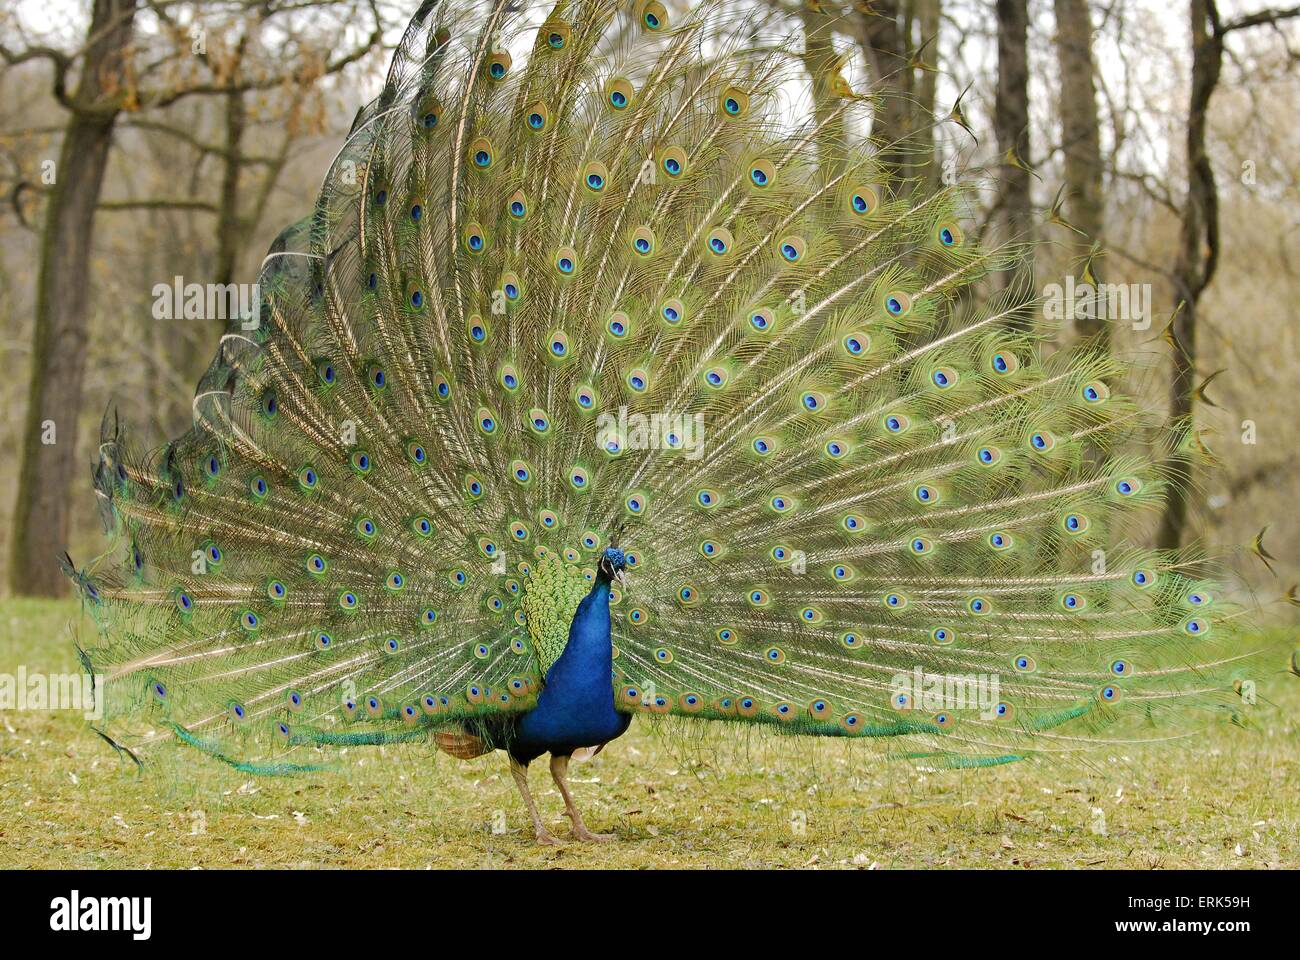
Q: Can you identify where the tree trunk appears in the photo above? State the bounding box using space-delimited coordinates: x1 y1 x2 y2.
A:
915 0 942 193
9 0 138 596
215 89 246 288
995 0 1033 286
853 1 912 180
1156 0 1222 551
1054 0 1108 345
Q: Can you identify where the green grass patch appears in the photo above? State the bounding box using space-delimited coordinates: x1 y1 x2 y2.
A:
1 599 1296 869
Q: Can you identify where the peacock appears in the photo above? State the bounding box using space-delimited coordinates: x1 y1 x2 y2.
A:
70 0 1273 845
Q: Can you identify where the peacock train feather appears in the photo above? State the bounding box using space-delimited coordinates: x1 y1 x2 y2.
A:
73 0 1272 781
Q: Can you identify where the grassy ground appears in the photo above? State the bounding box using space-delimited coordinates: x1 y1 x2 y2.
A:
1 598 1296 869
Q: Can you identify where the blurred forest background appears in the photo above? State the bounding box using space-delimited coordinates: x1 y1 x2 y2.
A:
0 0 1296 616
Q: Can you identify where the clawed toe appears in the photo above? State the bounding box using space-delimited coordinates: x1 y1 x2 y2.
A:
535 829 563 846
571 827 614 842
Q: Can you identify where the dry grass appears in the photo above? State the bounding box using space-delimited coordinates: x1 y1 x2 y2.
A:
1 599 1296 869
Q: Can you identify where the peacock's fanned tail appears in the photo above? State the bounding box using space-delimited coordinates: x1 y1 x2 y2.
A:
76 0 1265 772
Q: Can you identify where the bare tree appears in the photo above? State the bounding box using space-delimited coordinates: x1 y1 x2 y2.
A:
995 0 1033 293
1 1 382 595
1157 0 1300 550
1053 0 1106 344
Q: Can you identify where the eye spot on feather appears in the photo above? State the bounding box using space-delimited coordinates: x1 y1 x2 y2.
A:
777 236 805 263
583 161 608 193
976 445 1002 466
749 308 774 332
909 536 933 556
800 390 826 413
1131 569 1155 588
463 224 486 254
314 630 332 650
469 137 494 170
705 227 733 256
544 21 570 50
1081 380 1110 403
913 484 939 505
555 248 578 276
630 227 655 257
988 531 1013 551
267 579 287 602
605 77 633 110
842 332 869 356
411 516 434 538
967 596 991 616
1060 592 1086 612
654 647 674 664
659 145 686 178
931 366 958 389
748 159 775 188
931 627 955 645
306 553 328 575
848 185 878 216
639 1 667 32
883 592 908 611
487 51 511 80
1099 685 1122 703
1013 655 1035 673
547 330 571 359
1183 617 1210 636
1027 430 1056 452
751 436 775 456
990 351 1019 375
937 223 963 247
1062 512 1089 535
297 465 319 492
1111 659 1131 677
239 610 259 633
883 413 911 434
840 631 862 649
1115 477 1142 496
747 588 771 608
884 291 911 317
719 86 749 118
809 698 833 720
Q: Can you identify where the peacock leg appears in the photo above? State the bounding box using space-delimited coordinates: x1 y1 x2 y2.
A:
510 757 560 845
550 753 613 842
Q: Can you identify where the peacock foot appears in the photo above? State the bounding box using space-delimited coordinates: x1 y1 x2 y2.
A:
534 828 563 846
570 825 614 842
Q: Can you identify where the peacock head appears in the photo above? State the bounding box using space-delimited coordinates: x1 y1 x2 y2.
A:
599 546 628 587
